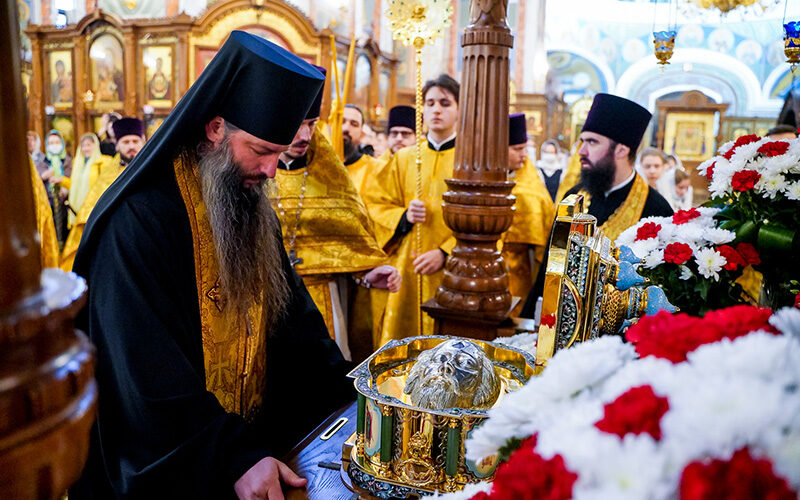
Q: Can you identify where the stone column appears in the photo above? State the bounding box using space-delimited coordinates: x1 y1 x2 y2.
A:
423 0 516 339
0 2 96 497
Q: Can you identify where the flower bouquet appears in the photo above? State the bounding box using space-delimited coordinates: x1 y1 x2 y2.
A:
615 208 758 315
699 135 800 307
426 305 800 500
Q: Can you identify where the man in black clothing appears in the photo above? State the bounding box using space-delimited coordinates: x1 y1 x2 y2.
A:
70 31 353 500
520 93 672 318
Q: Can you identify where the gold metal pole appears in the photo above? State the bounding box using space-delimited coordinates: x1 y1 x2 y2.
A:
414 37 424 335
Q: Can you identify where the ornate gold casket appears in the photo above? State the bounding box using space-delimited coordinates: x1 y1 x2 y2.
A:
343 336 536 498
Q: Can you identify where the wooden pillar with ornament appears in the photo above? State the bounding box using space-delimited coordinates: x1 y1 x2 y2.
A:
0 1 96 497
422 0 517 340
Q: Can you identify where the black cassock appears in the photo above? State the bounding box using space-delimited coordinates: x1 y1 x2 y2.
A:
69 166 354 499
519 178 674 318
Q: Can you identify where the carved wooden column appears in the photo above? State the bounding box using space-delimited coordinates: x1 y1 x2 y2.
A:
422 0 516 340
0 1 96 497
122 27 138 116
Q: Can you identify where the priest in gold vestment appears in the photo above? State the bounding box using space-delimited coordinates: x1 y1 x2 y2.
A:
59 118 145 271
503 114 554 314
363 74 460 344
69 33 352 499
274 73 400 359
342 104 383 199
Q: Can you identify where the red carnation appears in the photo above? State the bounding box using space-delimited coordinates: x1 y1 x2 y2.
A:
794 292 800 309
680 447 796 500
672 208 701 225
491 434 578 500
757 141 790 158
664 242 693 265
716 245 746 271
625 311 719 363
723 134 760 160
468 492 491 500
635 222 661 241
735 243 761 266
595 385 670 441
731 170 761 192
703 305 778 338
705 161 716 180
540 313 556 328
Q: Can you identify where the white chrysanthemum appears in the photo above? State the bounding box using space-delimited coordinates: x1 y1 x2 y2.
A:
764 429 800 491
660 375 790 463
495 332 537 357
769 307 800 339
697 157 715 178
717 139 735 156
669 223 704 248
728 140 764 169
570 436 671 500
422 480 492 500
702 227 736 246
756 173 787 198
785 180 800 201
598 356 682 403
694 247 725 280
679 265 693 280
708 160 736 198
643 248 664 269
628 237 661 260
687 331 800 388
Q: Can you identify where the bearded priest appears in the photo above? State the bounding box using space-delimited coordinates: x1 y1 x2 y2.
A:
70 32 353 499
565 93 673 240
274 65 400 360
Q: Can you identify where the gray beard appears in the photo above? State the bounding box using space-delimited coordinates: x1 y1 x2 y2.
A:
411 374 460 410
197 136 290 328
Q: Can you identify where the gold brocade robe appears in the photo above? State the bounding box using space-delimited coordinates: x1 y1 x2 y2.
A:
31 161 59 268
362 142 457 344
60 155 122 271
173 152 267 419
376 149 392 165
346 153 383 201
273 131 388 358
502 158 555 313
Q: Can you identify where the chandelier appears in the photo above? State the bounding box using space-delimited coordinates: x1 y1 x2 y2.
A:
684 0 781 15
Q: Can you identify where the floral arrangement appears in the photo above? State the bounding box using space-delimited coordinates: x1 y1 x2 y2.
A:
615 207 758 315
425 305 800 500
699 135 800 307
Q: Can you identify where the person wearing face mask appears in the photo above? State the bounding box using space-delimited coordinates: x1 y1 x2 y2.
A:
59 118 145 271
273 66 400 360
362 73 460 342
36 129 72 246
536 139 567 201
502 114 555 314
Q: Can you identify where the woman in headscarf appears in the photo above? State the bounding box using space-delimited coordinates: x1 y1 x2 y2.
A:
67 133 105 228
36 129 72 246
658 167 693 211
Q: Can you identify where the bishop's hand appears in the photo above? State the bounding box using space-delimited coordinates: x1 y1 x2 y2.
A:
364 265 402 292
234 456 306 500
406 199 426 223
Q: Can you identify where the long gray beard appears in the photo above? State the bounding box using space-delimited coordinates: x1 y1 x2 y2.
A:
197 137 290 328
411 374 459 410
